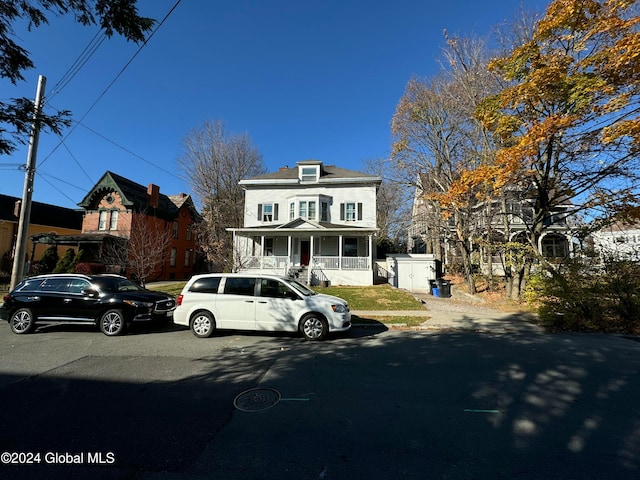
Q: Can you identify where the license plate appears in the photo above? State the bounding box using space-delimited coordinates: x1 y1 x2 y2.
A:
166 311 174 318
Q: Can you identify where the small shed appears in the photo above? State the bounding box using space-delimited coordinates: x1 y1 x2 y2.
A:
386 254 440 293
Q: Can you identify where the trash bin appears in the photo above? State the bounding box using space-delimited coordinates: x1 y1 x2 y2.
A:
429 279 437 295
439 279 451 298
433 287 439 297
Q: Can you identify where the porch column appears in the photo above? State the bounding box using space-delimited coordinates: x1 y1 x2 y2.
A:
339 234 343 270
260 235 265 269
308 235 314 284
368 234 372 269
287 235 292 272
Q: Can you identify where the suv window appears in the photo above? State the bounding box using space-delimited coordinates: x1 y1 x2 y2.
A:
68 278 91 294
189 277 221 293
39 278 70 292
260 278 293 298
15 278 45 292
223 277 256 296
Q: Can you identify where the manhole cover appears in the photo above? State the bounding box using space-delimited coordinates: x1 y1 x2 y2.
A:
234 388 281 412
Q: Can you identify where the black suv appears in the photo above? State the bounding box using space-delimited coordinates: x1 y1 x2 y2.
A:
1 274 176 336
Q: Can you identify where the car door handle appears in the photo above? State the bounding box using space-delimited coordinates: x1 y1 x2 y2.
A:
245 300 254 303
63 299 73 303
28 296 40 301
258 301 268 304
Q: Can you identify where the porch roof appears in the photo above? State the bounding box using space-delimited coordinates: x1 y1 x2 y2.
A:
228 218 378 235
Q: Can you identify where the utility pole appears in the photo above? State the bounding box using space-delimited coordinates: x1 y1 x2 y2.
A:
10 75 46 290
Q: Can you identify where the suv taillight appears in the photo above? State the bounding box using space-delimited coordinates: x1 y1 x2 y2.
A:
2 294 9 302
177 294 183 306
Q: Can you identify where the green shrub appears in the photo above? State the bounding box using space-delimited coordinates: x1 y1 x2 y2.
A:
527 257 640 334
53 248 76 273
39 246 59 273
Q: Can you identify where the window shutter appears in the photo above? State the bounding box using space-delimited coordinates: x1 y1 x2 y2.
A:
257 204 262 220
274 203 279 221
357 203 363 220
340 203 345 221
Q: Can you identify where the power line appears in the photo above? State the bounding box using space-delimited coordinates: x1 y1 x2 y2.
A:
78 121 180 179
39 0 183 168
46 30 108 102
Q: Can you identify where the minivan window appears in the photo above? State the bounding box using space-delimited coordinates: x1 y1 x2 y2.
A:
223 277 256 296
260 278 294 298
189 277 221 293
288 279 316 296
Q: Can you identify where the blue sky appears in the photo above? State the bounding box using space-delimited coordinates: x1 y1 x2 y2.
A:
1 0 550 209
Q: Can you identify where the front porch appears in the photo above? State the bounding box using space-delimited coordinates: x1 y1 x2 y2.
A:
230 227 377 286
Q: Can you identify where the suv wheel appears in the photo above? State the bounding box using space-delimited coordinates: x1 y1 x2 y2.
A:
300 314 328 341
100 309 126 336
10 308 35 334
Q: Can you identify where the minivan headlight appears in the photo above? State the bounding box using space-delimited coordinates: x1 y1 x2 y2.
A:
332 304 348 313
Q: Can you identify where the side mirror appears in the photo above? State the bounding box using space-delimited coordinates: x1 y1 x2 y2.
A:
82 288 99 298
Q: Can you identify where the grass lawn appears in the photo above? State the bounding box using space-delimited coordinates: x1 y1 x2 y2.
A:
148 282 424 312
312 284 424 311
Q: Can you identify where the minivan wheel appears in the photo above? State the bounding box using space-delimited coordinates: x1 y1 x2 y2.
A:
10 308 35 334
100 309 126 336
191 311 215 338
300 314 328 341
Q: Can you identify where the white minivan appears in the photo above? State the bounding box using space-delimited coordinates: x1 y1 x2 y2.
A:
173 273 351 340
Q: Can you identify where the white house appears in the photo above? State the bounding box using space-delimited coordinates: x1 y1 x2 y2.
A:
408 173 577 275
592 222 640 261
228 160 381 286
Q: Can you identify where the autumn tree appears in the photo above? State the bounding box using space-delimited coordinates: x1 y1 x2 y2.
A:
177 120 266 271
391 36 503 293
0 0 154 155
466 0 640 298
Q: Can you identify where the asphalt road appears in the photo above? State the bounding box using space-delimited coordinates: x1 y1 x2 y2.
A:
0 320 639 480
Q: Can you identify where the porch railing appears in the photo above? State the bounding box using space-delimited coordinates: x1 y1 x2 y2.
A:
241 255 371 271
313 256 370 270
243 256 289 270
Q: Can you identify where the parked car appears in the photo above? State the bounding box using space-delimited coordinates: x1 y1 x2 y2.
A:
1 274 176 336
173 273 351 340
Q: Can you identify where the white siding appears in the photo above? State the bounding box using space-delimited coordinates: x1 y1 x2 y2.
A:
244 184 378 228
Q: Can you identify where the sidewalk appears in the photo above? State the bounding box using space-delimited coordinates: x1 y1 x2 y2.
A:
352 291 543 334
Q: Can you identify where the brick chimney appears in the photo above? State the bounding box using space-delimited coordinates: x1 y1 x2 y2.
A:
147 184 160 208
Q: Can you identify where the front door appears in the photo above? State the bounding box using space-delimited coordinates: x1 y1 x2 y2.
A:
300 240 310 266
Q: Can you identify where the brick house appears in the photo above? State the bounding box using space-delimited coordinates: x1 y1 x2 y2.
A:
31 171 202 282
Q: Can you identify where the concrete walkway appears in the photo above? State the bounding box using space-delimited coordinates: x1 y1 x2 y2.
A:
352 291 543 334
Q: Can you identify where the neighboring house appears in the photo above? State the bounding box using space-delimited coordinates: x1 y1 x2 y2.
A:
592 222 640 261
228 160 382 286
0 193 83 274
408 173 577 275
30 171 202 281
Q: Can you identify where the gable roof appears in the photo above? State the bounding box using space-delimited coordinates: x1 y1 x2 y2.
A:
0 193 83 230
78 171 199 220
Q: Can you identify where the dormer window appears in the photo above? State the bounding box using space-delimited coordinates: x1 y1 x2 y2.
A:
299 165 319 182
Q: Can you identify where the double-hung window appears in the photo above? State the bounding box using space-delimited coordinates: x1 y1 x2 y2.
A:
340 202 363 222
258 203 278 222
298 201 316 220
109 210 118 230
300 166 318 182
98 211 108 230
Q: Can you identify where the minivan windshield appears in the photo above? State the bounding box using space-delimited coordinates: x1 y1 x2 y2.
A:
288 279 316 296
